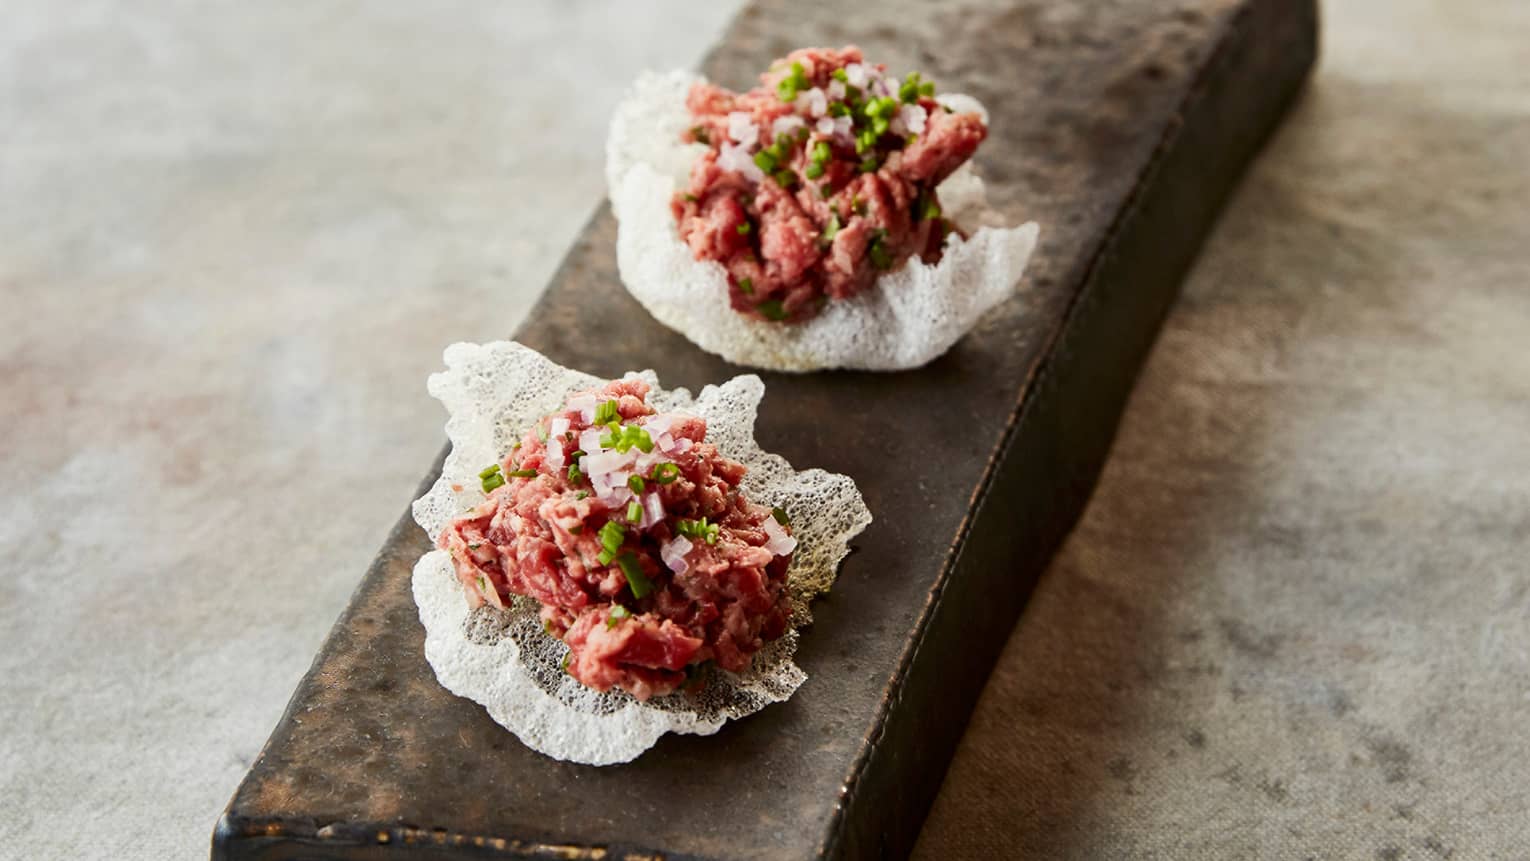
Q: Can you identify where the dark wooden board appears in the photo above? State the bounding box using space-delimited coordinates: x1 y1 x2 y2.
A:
213 0 1316 858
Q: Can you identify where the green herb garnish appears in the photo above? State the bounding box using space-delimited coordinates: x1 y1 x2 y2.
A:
479 463 505 493
776 61 809 102
606 605 632 629
596 520 625 565
506 468 538 478
599 423 654 454
771 506 791 527
756 300 788 321
650 462 681 484
737 277 753 295
627 474 646 493
868 233 893 270
822 212 841 245
616 553 654 599
736 221 751 235
626 500 643 523
677 517 721 545
593 399 620 425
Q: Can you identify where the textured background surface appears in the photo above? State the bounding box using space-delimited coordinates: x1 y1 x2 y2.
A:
2 2 1527 860
914 0 1530 857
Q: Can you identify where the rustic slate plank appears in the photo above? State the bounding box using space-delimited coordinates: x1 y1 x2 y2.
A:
213 0 1316 858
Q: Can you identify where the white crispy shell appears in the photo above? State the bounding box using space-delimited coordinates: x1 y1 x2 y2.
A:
605 69 1040 372
411 342 872 764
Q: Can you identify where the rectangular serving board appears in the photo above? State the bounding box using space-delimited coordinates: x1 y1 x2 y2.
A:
214 0 1316 858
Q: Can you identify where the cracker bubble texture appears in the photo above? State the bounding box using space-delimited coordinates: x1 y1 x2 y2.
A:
411 341 872 765
606 69 1040 372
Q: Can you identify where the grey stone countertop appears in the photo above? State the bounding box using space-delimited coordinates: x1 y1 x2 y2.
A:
3 1 1527 859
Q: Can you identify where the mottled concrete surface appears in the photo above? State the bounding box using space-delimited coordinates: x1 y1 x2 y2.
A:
914 0 1530 858
2 2 1526 860
0 3 742 858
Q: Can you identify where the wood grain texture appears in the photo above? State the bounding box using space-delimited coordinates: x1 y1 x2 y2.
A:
214 0 1315 858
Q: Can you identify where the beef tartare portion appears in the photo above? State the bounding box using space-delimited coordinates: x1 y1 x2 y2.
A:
671 46 988 323
438 377 798 701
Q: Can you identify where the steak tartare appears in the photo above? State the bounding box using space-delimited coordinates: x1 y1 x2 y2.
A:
438 376 798 701
671 45 988 323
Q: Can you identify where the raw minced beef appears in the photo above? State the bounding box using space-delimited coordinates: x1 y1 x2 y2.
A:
671 45 988 323
438 376 798 701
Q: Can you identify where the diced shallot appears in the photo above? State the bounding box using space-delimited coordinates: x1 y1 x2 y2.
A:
762 517 798 557
726 111 758 146
772 115 806 138
660 535 693 574
566 394 596 423
900 103 928 135
801 87 828 117
718 142 765 183
639 492 665 529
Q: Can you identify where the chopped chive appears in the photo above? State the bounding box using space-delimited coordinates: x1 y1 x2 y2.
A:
479 463 501 479
567 463 583 484
920 81 935 97
922 196 941 221
575 490 589 500
536 423 549 442
593 399 619 425
822 212 841 244
676 517 721 545
736 221 751 235
753 150 777 172
598 520 626 555
805 162 824 180
777 60 808 102
650 462 681 484
868 237 892 270
682 192 697 202
626 501 643 523
597 548 616 566
771 506 791 527
627 474 646 493
480 462 506 493
606 605 632 629
859 154 880 173
507 468 538 478
599 422 654 454
561 651 572 672
691 125 710 144
756 300 788 321
737 277 754 295
831 68 848 83
827 101 849 117
616 553 654 599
